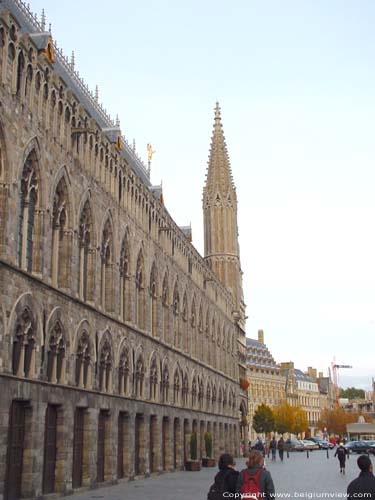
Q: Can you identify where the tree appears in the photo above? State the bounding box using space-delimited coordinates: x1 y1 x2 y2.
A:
273 402 295 434
292 407 308 435
252 404 275 434
339 387 365 400
317 407 372 436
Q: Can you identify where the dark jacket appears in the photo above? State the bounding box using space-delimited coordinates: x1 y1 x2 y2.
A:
214 467 239 495
278 439 284 451
236 465 275 500
270 439 277 450
334 446 347 463
347 470 375 499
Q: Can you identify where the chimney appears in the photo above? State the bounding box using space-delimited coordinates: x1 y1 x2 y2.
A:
258 329 264 344
318 372 323 379
307 367 317 379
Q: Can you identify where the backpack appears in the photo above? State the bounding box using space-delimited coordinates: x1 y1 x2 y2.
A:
240 468 263 499
207 470 231 500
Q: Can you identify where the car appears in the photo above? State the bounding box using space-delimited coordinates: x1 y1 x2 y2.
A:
289 439 305 452
344 441 373 454
302 439 319 450
363 441 375 455
307 437 332 449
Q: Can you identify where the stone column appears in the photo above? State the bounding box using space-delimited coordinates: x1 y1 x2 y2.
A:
86 408 99 488
29 400 48 499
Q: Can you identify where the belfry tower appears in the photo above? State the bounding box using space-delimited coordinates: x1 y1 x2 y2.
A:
203 102 246 328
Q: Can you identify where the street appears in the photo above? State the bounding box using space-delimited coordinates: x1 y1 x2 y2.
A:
67 449 364 499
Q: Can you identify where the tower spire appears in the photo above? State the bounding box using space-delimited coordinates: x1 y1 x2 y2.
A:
202 102 246 328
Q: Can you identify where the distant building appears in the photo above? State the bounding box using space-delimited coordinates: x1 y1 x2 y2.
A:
280 362 320 435
246 330 286 441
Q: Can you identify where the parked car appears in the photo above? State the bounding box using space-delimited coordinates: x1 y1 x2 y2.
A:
307 437 335 449
363 441 375 455
302 439 319 450
344 441 373 454
289 439 305 452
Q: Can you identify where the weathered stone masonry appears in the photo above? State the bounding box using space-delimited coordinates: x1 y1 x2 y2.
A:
0 1 247 499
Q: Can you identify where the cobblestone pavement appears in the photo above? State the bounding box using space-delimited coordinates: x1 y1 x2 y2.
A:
69 449 370 500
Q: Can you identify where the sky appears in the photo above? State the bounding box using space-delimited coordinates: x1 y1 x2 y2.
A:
27 0 375 390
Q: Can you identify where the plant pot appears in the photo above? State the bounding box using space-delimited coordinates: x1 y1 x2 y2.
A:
185 460 201 471
202 457 216 467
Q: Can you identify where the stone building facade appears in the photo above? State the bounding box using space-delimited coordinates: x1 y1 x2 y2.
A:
246 330 286 441
281 362 320 435
0 1 247 499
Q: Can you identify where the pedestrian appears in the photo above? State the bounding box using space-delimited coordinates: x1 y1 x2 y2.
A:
207 453 239 500
270 436 277 461
236 450 275 500
278 436 285 462
334 442 348 475
255 439 264 455
347 455 375 499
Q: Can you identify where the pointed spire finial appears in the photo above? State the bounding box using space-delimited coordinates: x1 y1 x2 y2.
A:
132 139 136 152
41 9 46 31
95 85 99 101
48 22 52 33
214 101 221 121
115 114 120 128
70 51 75 71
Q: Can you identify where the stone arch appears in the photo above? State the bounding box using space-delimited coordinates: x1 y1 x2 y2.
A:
161 356 170 403
181 370 189 407
119 227 131 321
73 319 95 389
45 307 70 384
172 280 180 348
149 260 159 337
118 337 132 396
148 350 160 401
77 193 96 302
191 372 198 408
181 290 189 353
135 248 146 330
190 295 197 357
134 348 145 398
100 213 115 313
173 364 182 405
161 271 170 343
51 167 73 288
17 138 43 273
0 120 9 251
7 292 43 378
97 329 114 392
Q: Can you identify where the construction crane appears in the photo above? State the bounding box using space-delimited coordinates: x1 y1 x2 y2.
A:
331 359 353 404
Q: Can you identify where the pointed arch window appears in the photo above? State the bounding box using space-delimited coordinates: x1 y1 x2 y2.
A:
198 379 204 410
206 384 211 411
182 373 189 407
135 356 145 398
47 321 66 384
100 219 114 312
191 377 197 408
162 275 169 343
173 370 180 405
118 348 130 396
16 50 25 96
52 176 71 288
149 358 158 401
98 338 112 392
149 264 158 336
182 294 188 353
12 307 36 378
191 300 196 358
119 234 130 322
161 366 169 403
172 285 180 348
198 307 203 361
75 331 91 388
78 201 93 301
135 252 145 329
18 150 39 273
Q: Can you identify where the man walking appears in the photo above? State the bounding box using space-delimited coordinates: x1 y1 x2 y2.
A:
278 437 285 462
347 455 375 499
335 442 348 475
270 436 277 462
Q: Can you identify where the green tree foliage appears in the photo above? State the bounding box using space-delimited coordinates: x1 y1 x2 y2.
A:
204 432 213 458
339 387 365 400
190 432 198 460
252 404 275 434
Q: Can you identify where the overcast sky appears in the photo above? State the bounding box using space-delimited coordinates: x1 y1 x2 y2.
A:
28 0 375 390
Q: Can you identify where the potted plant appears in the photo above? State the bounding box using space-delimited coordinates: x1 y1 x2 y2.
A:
202 432 216 467
185 432 201 471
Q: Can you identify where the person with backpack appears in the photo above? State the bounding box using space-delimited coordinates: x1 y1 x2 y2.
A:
269 436 277 461
207 453 239 500
334 442 348 474
236 450 275 500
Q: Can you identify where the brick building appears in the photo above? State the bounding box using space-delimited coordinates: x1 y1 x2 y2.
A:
0 1 248 498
